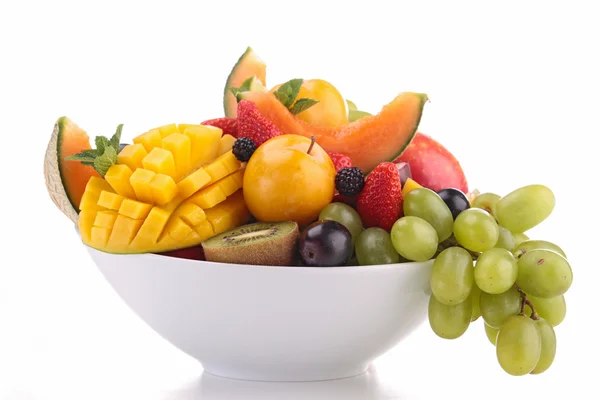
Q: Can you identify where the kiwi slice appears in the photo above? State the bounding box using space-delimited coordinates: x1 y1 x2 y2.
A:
202 221 299 266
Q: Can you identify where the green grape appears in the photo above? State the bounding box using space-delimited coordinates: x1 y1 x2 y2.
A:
513 232 529 248
453 208 499 252
513 240 567 259
319 202 364 244
496 315 542 376
485 322 499 345
470 284 482 321
430 247 474 305
428 294 472 339
355 227 400 265
471 192 501 217
495 226 515 251
403 188 454 242
531 318 557 374
517 249 572 298
528 294 566 327
474 248 518 294
390 216 438 261
495 184 555 234
348 109 372 122
480 286 522 328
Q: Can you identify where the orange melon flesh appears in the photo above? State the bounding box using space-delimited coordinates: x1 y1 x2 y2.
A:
77 124 250 254
57 118 101 209
223 47 266 118
240 91 428 173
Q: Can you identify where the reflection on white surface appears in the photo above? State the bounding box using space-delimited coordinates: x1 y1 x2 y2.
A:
168 366 407 400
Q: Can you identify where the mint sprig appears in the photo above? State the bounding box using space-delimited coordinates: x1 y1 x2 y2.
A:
229 76 256 99
65 124 123 177
272 78 319 115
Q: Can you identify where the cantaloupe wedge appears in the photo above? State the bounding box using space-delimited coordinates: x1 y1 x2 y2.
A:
44 116 101 223
239 91 428 173
223 47 267 118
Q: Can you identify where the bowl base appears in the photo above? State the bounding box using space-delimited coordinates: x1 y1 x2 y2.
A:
201 362 371 382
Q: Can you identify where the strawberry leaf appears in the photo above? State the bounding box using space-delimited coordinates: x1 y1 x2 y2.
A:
289 98 319 115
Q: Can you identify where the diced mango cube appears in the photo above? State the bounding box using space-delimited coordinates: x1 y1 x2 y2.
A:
189 184 226 209
176 167 211 199
130 206 171 248
230 168 244 187
105 164 137 199
118 198 153 220
157 123 178 138
161 194 185 214
177 123 201 133
218 150 242 174
142 148 176 178
194 220 214 240
91 226 112 248
85 176 114 195
160 217 193 243
93 210 118 228
162 133 191 179
150 174 178 205
176 203 206 226
117 144 148 171
133 128 162 152
217 173 241 197
97 191 126 211
78 209 97 243
203 159 229 182
184 125 221 168
218 134 236 156
129 168 156 203
204 190 250 234
107 215 144 249
79 191 101 211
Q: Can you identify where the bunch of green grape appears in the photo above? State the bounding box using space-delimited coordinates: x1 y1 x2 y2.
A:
425 184 572 376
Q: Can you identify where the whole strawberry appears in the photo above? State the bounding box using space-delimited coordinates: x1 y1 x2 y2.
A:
357 162 403 231
328 152 353 172
237 100 282 147
201 117 238 137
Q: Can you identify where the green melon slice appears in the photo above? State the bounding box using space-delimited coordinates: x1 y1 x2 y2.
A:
223 47 267 118
44 117 100 222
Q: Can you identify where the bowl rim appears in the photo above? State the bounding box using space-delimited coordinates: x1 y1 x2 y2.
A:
77 224 432 273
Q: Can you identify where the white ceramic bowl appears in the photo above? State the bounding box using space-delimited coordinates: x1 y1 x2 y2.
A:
87 246 433 382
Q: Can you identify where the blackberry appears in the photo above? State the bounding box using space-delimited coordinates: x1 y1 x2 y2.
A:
232 137 257 162
335 167 365 197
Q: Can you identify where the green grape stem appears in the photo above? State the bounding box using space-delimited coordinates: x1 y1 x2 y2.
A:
436 235 480 260
515 284 540 320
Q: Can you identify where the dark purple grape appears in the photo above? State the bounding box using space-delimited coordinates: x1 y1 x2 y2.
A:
298 220 353 267
437 188 470 219
395 162 412 186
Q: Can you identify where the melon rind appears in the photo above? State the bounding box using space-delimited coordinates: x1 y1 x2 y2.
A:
44 117 79 223
223 46 267 118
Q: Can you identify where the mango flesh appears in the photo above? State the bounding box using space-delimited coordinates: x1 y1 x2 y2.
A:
78 124 250 254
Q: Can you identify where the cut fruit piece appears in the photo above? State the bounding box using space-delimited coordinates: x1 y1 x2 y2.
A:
157 123 178 138
223 47 267 118
218 134 237 156
133 129 162 152
240 91 428 173
118 144 148 171
402 177 423 198
202 220 300 266
44 116 101 222
76 121 249 254
183 125 222 168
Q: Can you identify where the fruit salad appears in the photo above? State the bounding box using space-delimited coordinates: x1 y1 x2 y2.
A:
44 46 572 378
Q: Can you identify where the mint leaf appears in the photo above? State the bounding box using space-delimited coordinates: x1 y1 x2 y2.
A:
229 76 258 103
93 146 118 177
289 98 319 115
273 78 303 108
110 124 123 150
65 149 100 163
95 136 110 154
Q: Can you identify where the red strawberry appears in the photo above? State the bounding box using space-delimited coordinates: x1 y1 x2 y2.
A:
357 162 403 231
201 117 238 138
237 100 282 146
328 152 352 172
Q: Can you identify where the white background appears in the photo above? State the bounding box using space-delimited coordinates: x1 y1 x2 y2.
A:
1 1 599 399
